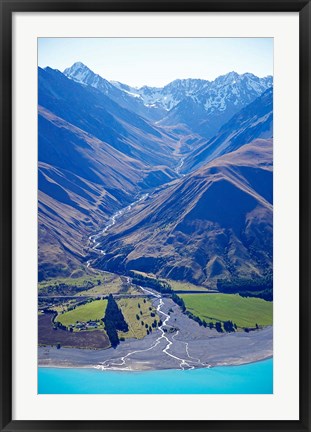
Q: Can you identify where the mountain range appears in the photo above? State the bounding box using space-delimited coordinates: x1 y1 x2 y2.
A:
64 62 272 139
38 66 179 280
38 62 273 284
183 87 273 172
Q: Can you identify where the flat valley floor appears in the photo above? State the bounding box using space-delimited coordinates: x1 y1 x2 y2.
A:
39 296 272 371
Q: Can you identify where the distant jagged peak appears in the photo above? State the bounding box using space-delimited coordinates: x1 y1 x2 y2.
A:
213 70 273 88
164 77 209 88
43 66 63 76
63 63 272 93
64 61 91 73
60 62 273 131
63 62 112 93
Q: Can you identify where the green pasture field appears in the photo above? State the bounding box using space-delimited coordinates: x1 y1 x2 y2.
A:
180 293 273 328
56 299 107 327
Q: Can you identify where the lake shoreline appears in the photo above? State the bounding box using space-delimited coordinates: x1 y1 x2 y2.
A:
38 354 273 371
38 358 273 394
38 324 273 371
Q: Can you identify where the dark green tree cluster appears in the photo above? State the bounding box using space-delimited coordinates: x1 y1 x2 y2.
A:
171 293 186 312
215 322 223 333
44 309 57 315
129 272 172 294
185 310 205 326
103 294 129 349
57 322 67 331
223 320 235 332
182 311 236 333
170 293 237 333
217 272 273 301
39 280 96 296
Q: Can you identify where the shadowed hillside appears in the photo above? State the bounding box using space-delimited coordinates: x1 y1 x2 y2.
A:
38 65 273 284
183 88 273 172
38 68 180 280
94 139 273 287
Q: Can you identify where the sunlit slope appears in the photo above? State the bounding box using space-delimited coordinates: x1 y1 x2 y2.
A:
95 139 273 287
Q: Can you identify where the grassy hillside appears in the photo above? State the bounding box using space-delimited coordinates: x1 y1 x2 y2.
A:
165 279 210 292
180 293 273 328
96 140 273 287
38 66 179 280
38 273 105 290
38 272 138 297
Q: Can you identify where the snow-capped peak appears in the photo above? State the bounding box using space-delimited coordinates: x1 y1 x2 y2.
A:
63 61 91 77
61 63 273 136
68 61 87 70
63 62 114 94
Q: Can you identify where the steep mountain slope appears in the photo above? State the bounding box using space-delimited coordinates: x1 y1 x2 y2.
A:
114 73 271 119
94 139 273 287
39 66 178 166
64 62 165 121
38 68 179 280
38 64 273 284
129 78 210 111
183 87 273 172
158 72 272 138
38 107 176 280
64 63 272 139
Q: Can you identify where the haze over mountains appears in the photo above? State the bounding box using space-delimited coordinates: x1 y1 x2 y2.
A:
64 62 272 138
38 62 273 284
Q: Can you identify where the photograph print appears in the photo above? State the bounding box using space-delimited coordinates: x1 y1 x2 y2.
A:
38 37 273 394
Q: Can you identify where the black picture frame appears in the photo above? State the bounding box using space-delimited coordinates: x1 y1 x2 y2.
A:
1 0 310 431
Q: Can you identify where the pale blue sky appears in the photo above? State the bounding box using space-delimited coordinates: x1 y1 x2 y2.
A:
38 38 273 87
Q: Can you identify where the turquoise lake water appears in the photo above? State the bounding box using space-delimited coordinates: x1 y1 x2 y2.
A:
38 358 272 394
